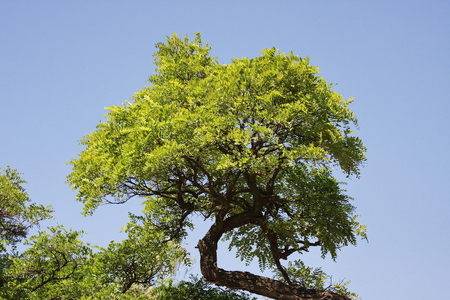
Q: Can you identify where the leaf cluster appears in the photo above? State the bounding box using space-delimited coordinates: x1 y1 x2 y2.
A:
149 276 256 300
0 170 190 299
0 166 53 250
95 208 190 294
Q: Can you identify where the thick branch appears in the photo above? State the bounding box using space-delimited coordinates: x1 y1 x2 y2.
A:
197 214 350 300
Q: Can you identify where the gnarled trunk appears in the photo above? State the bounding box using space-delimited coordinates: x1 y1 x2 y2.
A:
197 220 350 300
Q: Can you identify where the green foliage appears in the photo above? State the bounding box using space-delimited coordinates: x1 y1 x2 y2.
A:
150 276 256 300
0 166 53 290
331 281 361 300
274 260 328 290
95 207 190 293
0 166 53 250
274 261 361 299
0 197 189 299
66 32 366 297
3 226 94 299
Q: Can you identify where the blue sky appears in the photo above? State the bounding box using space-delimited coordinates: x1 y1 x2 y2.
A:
1 1 449 299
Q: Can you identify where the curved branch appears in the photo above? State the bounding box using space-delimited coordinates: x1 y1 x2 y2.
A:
197 213 350 300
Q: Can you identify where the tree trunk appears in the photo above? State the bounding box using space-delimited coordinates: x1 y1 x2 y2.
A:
197 220 351 300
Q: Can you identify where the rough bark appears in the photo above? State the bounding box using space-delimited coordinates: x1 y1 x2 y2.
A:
197 219 351 300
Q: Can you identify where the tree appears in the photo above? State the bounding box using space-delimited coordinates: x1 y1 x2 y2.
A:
94 206 190 294
0 166 52 289
68 33 367 300
3 226 94 299
2 207 189 299
0 167 52 250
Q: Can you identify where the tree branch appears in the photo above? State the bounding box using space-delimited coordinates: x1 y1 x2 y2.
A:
197 213 351 300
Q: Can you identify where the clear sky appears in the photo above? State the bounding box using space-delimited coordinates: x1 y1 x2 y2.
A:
1 1 449 299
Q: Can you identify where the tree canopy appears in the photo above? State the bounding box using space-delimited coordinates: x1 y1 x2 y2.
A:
0 168 191 299
0 167 53 290
67 33 367 300
0 167 52 251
